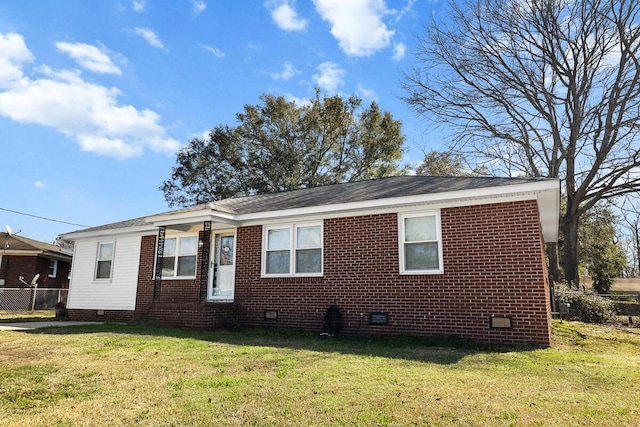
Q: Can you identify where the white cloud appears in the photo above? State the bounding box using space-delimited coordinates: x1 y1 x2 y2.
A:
357 82 376 100
312 61 345 93
284 93 311 107
192 0 206 15
34 180 46 188
200 44 224 58
55 42 122 75
134 27 165 49
270 61 299 80
0 32 180 160
391 42 406 61
0 33 34 87
313 0 394 57
266 0 307 31
132 0 145 12
393 0 417 22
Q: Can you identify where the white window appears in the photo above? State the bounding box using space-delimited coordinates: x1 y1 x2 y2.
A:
161 235 198 278
48 259 58 278
263 223 323 276
399 212 443 274
95 242 114 280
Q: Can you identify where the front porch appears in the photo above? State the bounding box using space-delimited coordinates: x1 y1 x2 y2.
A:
142 219 239 329
145 301 238 329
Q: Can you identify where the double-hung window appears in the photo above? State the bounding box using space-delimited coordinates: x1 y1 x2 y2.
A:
263 223 322 276
162 235 198 278
399 212 443 274
95 242 114 280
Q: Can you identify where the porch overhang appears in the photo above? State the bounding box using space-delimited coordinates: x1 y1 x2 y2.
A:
146 209 239 229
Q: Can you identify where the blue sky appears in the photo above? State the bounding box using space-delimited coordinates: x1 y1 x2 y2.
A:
0 0 443 243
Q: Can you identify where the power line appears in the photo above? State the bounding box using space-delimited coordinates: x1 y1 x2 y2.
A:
0 207 91 228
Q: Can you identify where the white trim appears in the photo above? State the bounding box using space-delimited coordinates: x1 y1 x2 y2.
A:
94 241 115 282
160 233 199 279
61 225 157 241
48 259 59 278
398 211 444 275
208 229 238 302
149 209 237 227
261 221 324 277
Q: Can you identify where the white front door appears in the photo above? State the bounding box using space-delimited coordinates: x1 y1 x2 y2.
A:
208 232 236 301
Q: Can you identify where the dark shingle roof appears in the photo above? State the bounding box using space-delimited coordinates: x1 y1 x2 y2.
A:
65 176 551 236
177 175 544 215
1 232 73 259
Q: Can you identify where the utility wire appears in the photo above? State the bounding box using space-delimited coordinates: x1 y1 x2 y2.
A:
0 207 91 228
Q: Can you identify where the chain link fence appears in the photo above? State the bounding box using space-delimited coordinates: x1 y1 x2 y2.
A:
0 288 68 312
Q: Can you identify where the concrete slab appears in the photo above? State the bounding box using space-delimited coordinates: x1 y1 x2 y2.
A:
0 321 103 331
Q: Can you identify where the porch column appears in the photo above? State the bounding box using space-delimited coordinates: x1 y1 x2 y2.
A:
153 226 166 300
199 221 212 301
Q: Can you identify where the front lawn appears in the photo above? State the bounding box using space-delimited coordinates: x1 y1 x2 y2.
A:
0 321 638 426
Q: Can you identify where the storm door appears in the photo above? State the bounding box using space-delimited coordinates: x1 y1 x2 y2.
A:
208 231 236 301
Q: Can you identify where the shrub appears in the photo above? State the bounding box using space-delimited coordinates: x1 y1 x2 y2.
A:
614 300 640 316
553 284 617 324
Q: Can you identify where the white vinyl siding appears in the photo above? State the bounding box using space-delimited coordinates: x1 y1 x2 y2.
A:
67 235 142 310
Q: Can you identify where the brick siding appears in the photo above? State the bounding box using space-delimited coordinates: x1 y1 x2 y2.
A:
0 255 70 288
235 200 551 346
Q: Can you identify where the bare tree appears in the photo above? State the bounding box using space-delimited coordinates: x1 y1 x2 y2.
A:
402 0 640 287
615 195 640 276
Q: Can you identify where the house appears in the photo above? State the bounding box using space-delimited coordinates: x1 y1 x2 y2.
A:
0 232 72 289
61 176 559 345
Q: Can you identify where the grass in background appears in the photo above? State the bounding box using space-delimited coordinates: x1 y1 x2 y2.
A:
0 321 639 426
0 310 56 322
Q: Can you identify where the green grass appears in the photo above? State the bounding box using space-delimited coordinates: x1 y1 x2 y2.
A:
0 321 639 426
0 310 57 322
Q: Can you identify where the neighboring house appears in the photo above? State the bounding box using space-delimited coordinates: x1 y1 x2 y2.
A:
0 232 72 289
61 176 559 346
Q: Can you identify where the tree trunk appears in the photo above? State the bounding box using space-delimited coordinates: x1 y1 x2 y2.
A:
546 242 560 284
563 213 580 289
634 222 640 277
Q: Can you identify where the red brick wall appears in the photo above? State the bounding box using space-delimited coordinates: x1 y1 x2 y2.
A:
0 255 70 288
235 200 551 346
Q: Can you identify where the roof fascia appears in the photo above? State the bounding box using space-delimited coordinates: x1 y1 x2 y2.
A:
1 250 42 256
147 210 238 228
60 224 157 241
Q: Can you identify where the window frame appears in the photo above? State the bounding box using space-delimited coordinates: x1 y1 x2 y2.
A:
95 241 115 281
398 211 444 275
262 222 323 277
48 259 58 278
160 234 199 279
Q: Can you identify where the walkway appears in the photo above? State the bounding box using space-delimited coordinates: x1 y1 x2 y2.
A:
0 321 102 331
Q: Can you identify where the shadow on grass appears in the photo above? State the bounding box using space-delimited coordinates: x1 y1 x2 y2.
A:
21 321 542 366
